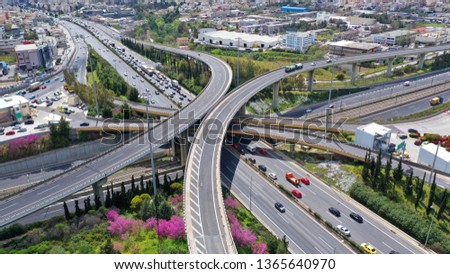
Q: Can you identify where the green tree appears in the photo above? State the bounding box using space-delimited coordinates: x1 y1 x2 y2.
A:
295 74 306 91
139 198 157 220
405 173 414 196
63 201 71 221
75 200 82 218
372 150 382 188
437 190 447 220
415 173 426 209
49 117 71 149
393 157 403 183
426 173 437 215
158 200 176 220
381 153 392 193
105 186 112 208
335 72 345 81
127 87 139 102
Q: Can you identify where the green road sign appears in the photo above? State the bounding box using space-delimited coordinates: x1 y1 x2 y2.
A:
397 141 406 151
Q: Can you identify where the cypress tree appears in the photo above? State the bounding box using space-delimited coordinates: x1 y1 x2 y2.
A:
362 152 370 181
140 175 145 194
372 150 382 188
75 200 82 218
415 174 425 209
63 201 71 221
437 189 448 220
131 175 136 194
105 186 112 208
94 194 102 210
393 157 403 183
369 157 376 178
381 153 392 193
404 173 414 196
426 173 437 215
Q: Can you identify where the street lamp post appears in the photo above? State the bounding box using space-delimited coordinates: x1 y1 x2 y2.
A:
325 61 335 137
249 176 253 211
424 207 437 247
146 90 157 196
428 141 440 185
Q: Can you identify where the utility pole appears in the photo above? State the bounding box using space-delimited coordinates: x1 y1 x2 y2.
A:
236 37 241 87
146 91 157 196
424 207 436 247
325 61 335 137
428 141 440 185
249 176 253 211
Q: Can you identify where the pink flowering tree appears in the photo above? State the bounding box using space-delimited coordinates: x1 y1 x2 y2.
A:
106 209 134 236
252 242 268 254
7 134 42 159
228 213 256 249
224 196 239 209
169 194 183 212
144 217 157 230
150 215 186 240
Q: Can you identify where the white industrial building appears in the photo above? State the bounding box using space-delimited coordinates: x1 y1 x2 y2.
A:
355 123 391 151
282 31 315 52
198 29 280 49
0 95 30 125
418 143 450 174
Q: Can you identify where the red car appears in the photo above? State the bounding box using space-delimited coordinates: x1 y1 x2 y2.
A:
5 131 15 135
41 85 47 89
292 189 302 198
300 177 310 185
259 148 267 155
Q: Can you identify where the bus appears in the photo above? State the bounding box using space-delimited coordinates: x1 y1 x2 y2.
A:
27 81 42 92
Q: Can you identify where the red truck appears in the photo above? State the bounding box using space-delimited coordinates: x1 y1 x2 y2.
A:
286 172 300 186
286 172 310 186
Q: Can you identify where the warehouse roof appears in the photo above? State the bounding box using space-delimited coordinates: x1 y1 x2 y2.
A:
202 30 280 44
328 40 381 50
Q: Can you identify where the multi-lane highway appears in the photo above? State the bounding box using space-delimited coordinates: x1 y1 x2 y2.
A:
220 146 354 254
0 21 233 233
223 142 424 253
185 43 450 254
231 124 450 190
60 21 178 109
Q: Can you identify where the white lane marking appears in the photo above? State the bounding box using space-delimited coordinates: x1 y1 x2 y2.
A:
0 202 18 211
37 184 60 195
221 175 306 254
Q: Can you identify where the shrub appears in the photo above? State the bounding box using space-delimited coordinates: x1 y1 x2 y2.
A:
335 73 345 81
409 132 420 138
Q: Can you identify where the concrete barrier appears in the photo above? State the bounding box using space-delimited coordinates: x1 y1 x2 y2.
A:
0 139 115 177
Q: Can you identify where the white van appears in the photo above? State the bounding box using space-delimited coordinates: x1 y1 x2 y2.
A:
246 145 256 153
403 81 410 86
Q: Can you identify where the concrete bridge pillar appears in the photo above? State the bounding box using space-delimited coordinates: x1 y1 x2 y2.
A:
307 70 315 91
179 130 189 166
92 176 107 204
238 104 246 115
290 143 295 155
387 58 394 77
272 81 280 110
418 53 426 70
351 63 357 85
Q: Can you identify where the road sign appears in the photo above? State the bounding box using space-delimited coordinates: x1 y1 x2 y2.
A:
397 141 406 151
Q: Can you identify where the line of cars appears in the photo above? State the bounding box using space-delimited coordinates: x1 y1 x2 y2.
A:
0 119 35 136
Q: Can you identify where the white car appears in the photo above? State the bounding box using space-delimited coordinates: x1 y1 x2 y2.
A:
268 172 277 180
336 225 351 236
